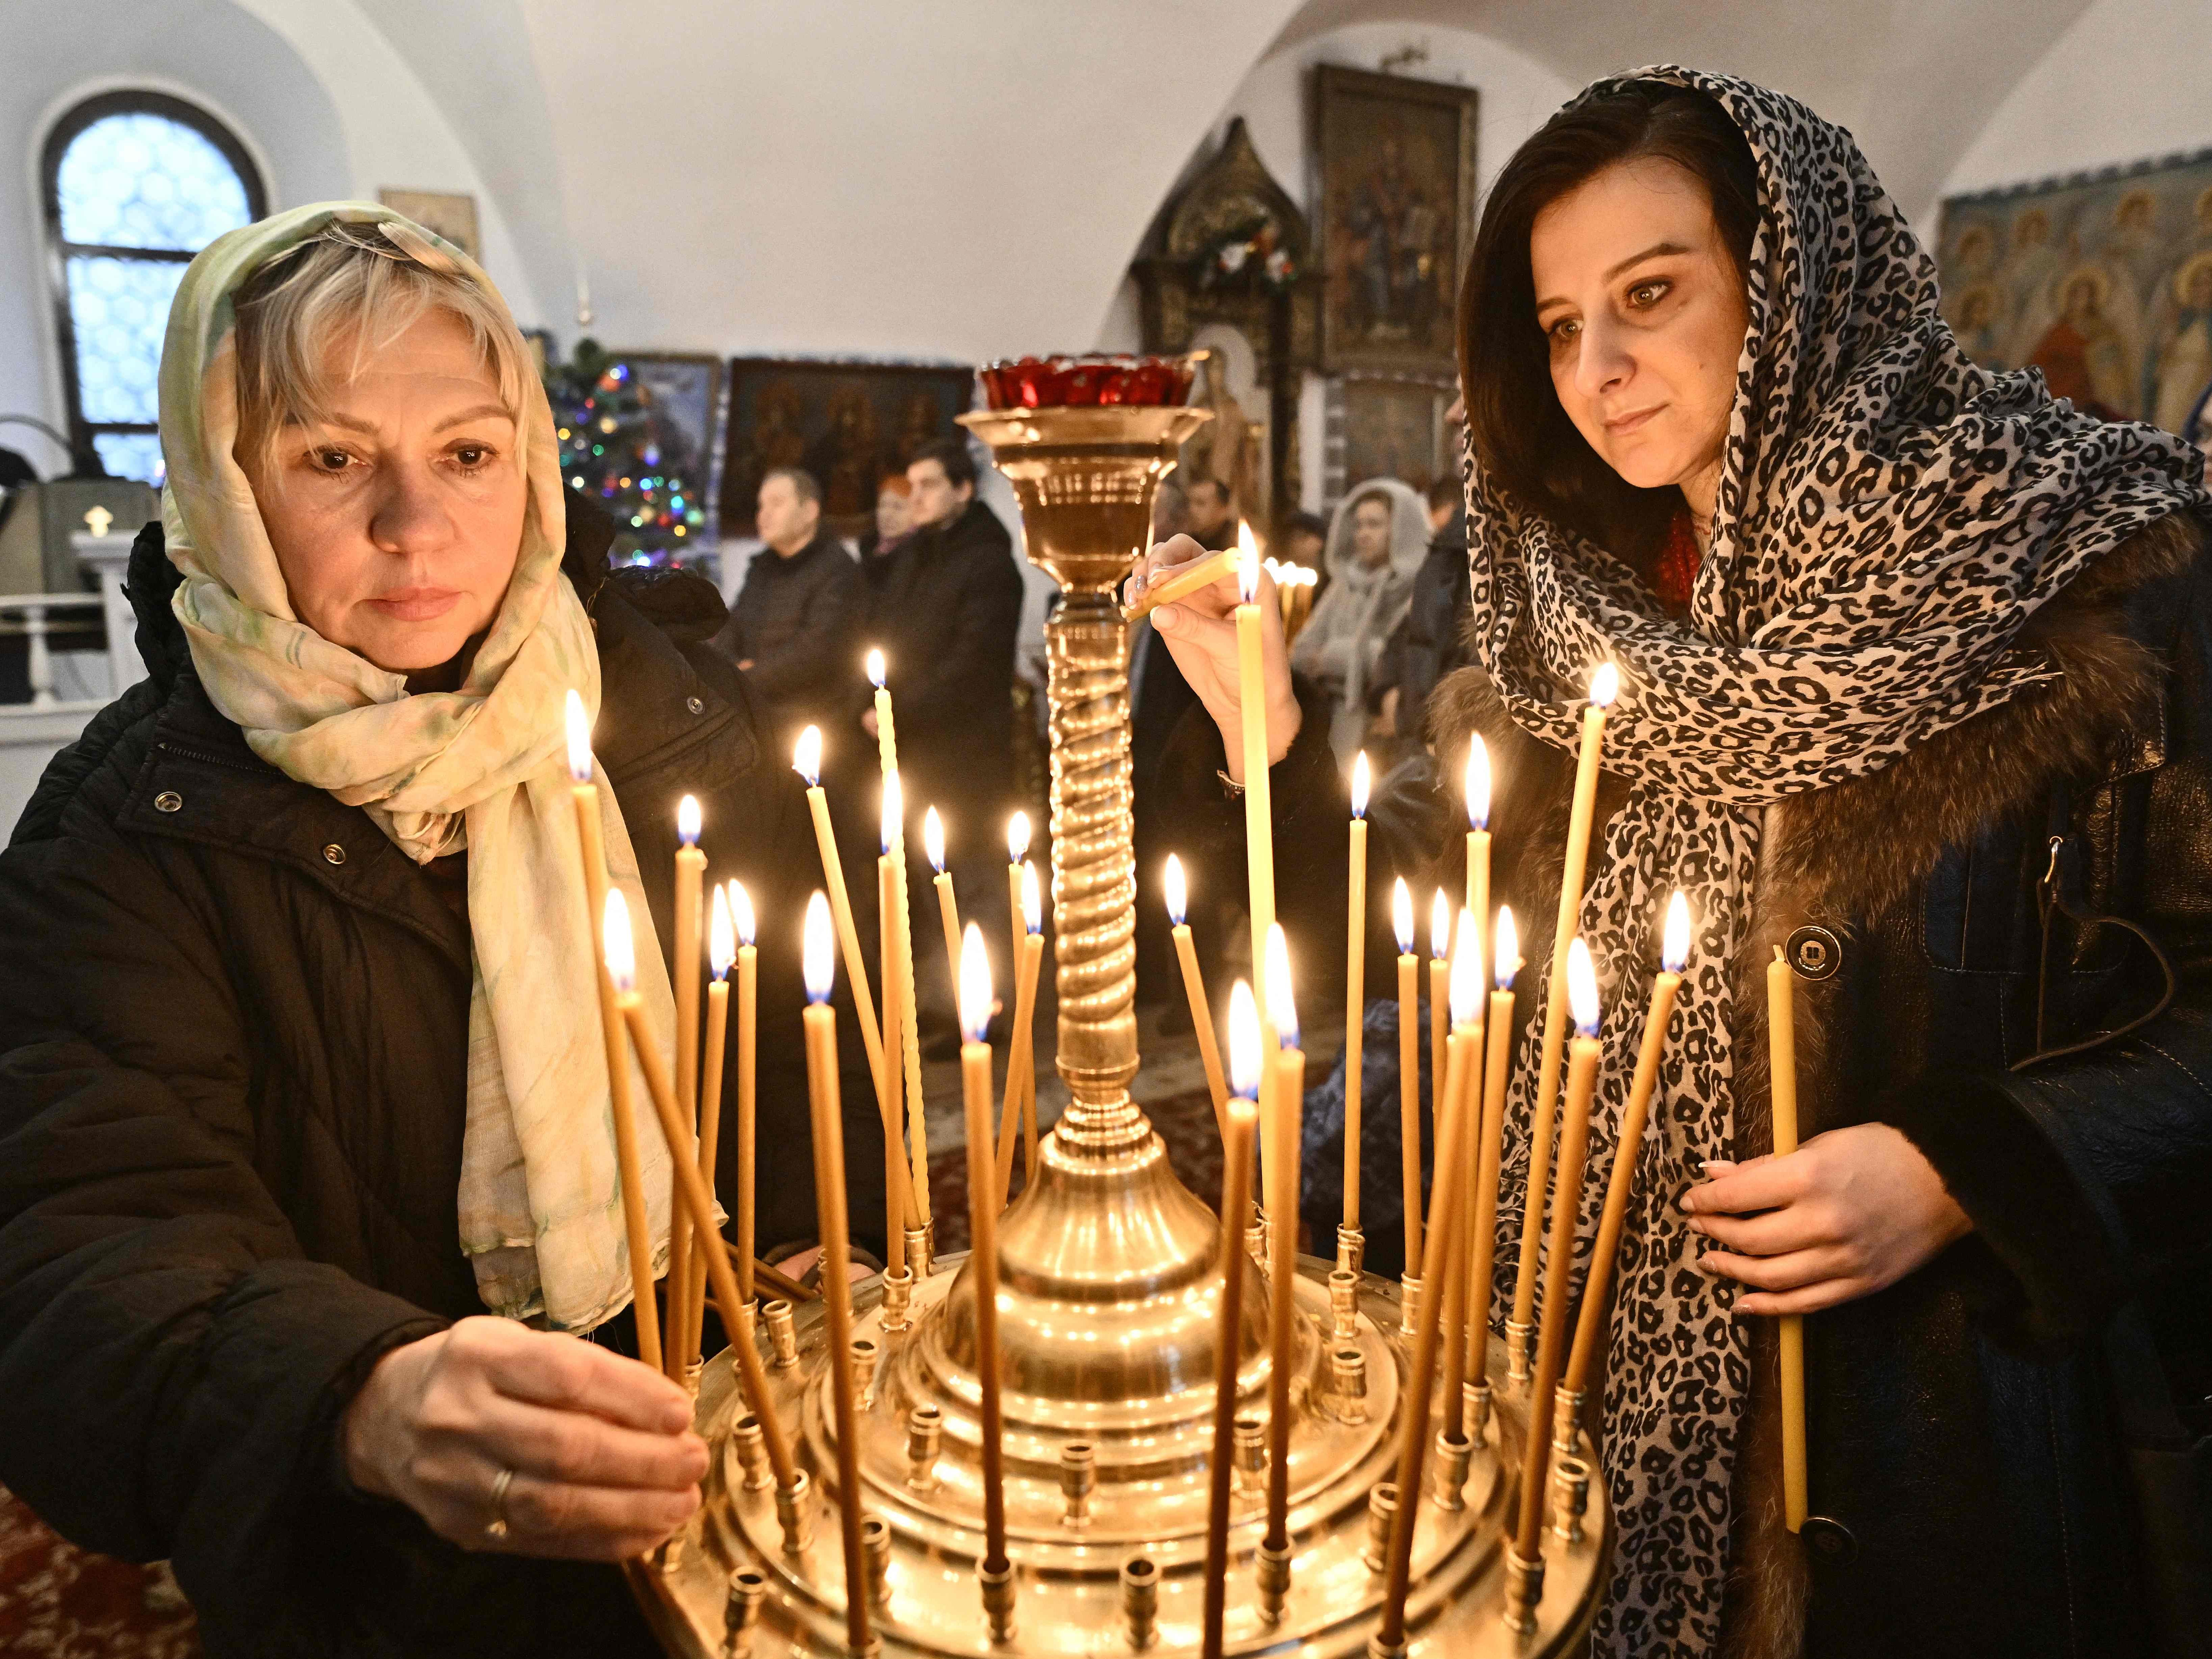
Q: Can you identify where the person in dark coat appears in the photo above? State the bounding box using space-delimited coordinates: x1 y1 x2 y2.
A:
857 437 1024 1040
0 206 880 1659
711 465 860 752
1364 500 1470 767
1132 73 2212 1659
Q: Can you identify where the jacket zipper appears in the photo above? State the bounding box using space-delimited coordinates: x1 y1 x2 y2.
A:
155 738 265 773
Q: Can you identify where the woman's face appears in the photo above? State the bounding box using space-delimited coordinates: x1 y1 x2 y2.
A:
1530 158 1749 501
1351 498 1392 567
876 484 913 541
244 307 524 675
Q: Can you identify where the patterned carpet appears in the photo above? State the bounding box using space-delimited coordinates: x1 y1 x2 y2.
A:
0 1490 199 1657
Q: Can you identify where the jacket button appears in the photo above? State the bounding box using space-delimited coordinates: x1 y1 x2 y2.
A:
322 843 347 866
686 696 704 715
154 791 183 813
1786 924 1842 981
1801 1515 1859 1564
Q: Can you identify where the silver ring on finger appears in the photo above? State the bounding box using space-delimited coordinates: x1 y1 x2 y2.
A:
486 1464 516 1541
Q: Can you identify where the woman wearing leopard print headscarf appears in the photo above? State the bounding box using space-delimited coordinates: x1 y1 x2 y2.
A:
1135 68 2212 1659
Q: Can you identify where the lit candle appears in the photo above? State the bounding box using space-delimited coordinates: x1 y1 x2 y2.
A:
1233 523 1276 1025
864 661 930 1234
925 806 963 984
1564 893 1688 1429
1438 911 1484 1445
1467 906 1522 1387
1200 982 1261 1659
866 648 896 776
1394 877 1421 1279
800 891 872 1657
1429 889 1451 1179
958 924 1012 1583
1509 936 1603 1622
1770 942 1808 1533
568 693 660 1372
666 795 707 1380
993 860 1045 1208
1465 737 1491 928
792 727 890 1130
1376 923 1486 1653
1164 854 1230 1139
678 881 736 1376
606 889 792 1491
1342 752 1369 1253
1261 924 1303 1561
731 882 758 1306
877 774 909 1278
1509 662 1618 1381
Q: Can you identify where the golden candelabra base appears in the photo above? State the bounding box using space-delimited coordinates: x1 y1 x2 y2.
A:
625 403 1607 1655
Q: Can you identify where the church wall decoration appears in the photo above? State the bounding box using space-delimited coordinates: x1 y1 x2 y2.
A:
1937 146 2212 445
543 341 723 565
720 359 976 539
1313 64 1477 378
1326 374 1457 504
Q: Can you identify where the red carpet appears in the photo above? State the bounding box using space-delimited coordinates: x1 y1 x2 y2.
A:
0 1486 200 1656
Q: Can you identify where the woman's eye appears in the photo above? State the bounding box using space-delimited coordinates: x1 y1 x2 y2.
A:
1627 279 1671 307
1547 317 1581 344
451 444 496 472
309 448 353 473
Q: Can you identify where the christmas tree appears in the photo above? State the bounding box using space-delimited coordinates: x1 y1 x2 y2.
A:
542 338 709 566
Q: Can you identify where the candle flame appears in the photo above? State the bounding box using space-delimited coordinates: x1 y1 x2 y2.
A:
880 769 903 857
958 922 992 1043
1663 890 1691 974
1164 853 1187 926
1450 907 1483 1025
1590 662 1620 709
563 689 592 783
1351 750 1370 819
677 793 701 847
1236 520 1260 604
1465 735 1491 830
923 805 946 874
1227 979 1261 1100
1264 922 1298 1050
709 882 735 980
1494 905 1521 989
804 891 833 1003
1393 876 1413 954
865 648 886 689
602 888 636 994
1021 859 1042 935
1007 810 1030 864
731 879 755 948
793 725 822 787
1430 888 1451 961
1567 935 1600 1036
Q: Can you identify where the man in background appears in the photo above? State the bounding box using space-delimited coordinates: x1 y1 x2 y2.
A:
860 437 1024 1049
1184 475 1237 551
713 466 859 753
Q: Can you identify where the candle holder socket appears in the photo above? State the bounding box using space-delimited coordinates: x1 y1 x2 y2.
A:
1552 1383 1584 1456
1233 1415 1268 1498
1465 1380 1495 1446
904 1402 942 1492
1552 1454 1592 1545
723 1567 767 1657
1502 1547 1546 1634
861 1513 892 1605
657 1529 687 1574
1399 1274 1423 1340
1335 1224 1365 1278
1331 1346 1369 1425
1363 1481 1400 1574
1120 1554 1159 1650
1328 1268 1361 1342
851 1336 880 1410
773 1470 812 1555
763 1300 799 1369
979 1558 1017 1644
1247 1215 1269 1268
1365 1638 1409 1659
1256 1539 1293 1625
731 1414 773 1492
1432 1429 1473 1511
1505 1318 1533 1383
904 1224 932 1281
682 1358 703 1400
879 1266 914 1331
1059 1441 1096 1526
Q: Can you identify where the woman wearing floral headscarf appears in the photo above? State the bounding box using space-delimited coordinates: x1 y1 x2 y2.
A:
1140 69 2212 1659
0 206 876 1656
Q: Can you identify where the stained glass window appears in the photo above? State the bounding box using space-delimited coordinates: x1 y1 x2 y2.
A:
42 94 264 486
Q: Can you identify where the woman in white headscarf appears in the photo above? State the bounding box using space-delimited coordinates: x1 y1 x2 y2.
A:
0 205 875 1658
1289 476 1430 765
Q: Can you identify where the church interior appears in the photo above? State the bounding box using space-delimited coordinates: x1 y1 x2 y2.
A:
2 3 2210 1657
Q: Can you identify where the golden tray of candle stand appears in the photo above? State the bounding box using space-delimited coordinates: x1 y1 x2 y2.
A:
626 402 1610 1657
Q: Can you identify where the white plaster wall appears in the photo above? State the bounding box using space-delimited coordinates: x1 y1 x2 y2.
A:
1940 0 2212 200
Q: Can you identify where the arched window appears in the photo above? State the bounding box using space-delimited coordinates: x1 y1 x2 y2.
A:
41 92 266 485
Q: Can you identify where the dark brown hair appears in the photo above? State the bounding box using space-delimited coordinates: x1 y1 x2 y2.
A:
1457 82 1760 560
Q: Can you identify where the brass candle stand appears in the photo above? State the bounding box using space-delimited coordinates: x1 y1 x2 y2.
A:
626 404 1609 1656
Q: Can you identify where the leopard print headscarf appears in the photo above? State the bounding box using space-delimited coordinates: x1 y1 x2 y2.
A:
1466 67 2211 1657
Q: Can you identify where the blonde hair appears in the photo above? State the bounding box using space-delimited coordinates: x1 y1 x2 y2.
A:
231 220 533 475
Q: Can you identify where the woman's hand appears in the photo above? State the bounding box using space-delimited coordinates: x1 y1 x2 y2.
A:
1682 1123 1971 1315
341 1316 707 1560
1127 534 1300 782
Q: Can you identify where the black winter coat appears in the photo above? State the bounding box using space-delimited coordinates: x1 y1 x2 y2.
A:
1160 512 2212 1659
1367 507 1471 744
711 528 861 746
0 502 881 1658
